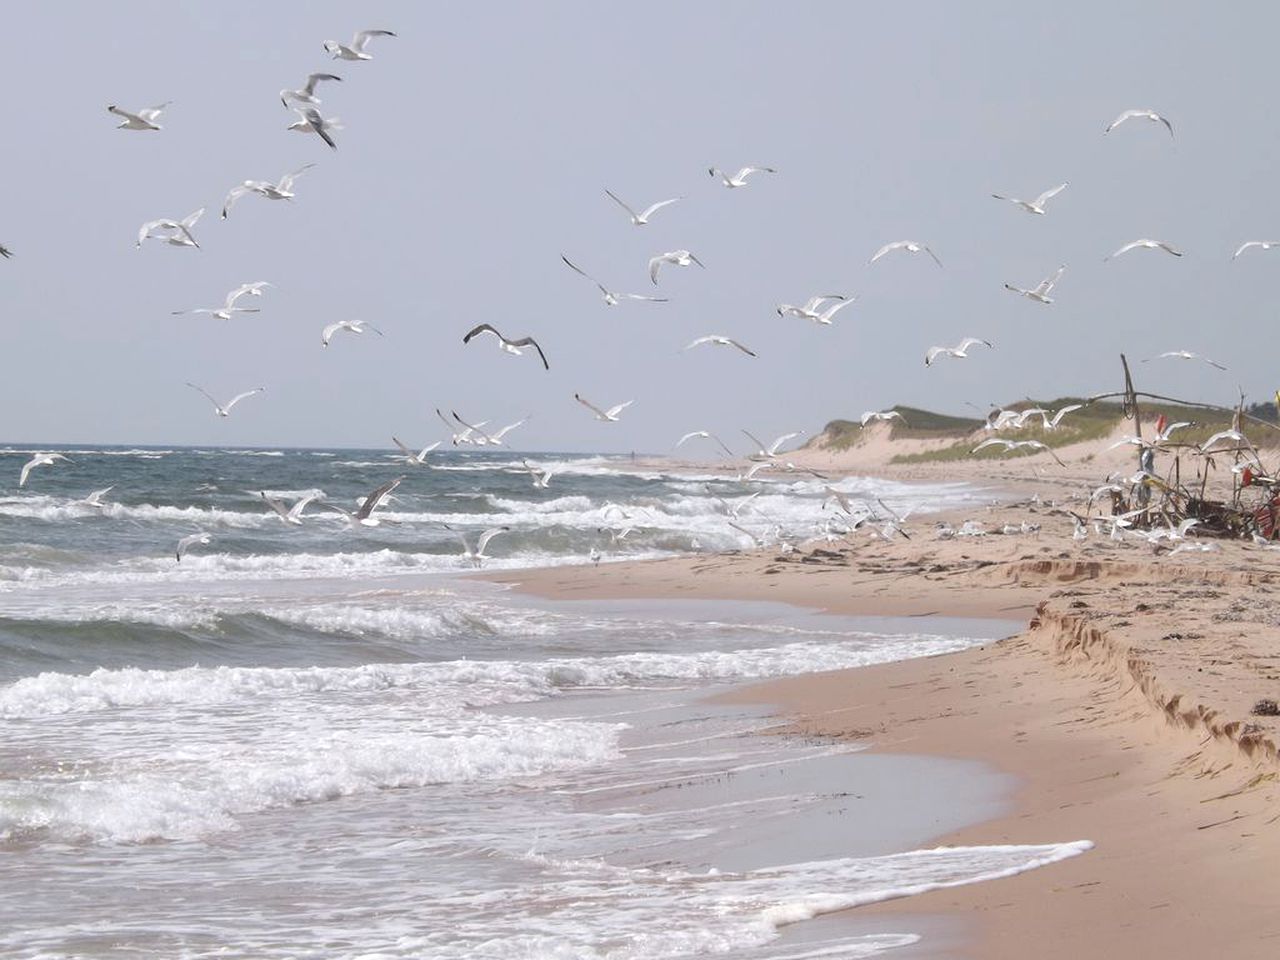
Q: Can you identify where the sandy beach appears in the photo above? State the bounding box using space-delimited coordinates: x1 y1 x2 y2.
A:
486 424 1280 958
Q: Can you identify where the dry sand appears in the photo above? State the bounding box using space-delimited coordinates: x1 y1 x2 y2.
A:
486 424 1280 957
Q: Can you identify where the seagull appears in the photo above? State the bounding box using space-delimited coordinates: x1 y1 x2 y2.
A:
0 244 11 258
1004 265 1066 303
575 394 633 422
81 486 114 508
462 324 549 370
108 102 171 131
1199 430 1253 454
991 182 1068 215
444 523 510 566
18 452 72 487
522 459 553 489
434 408 490 445
860 410 906 427
280 72 342 108
742 429 803 461
778 296 857 325
1142 350 1227 371
1105 108 1174 137
294 108 338 149
393 437 441 465
869 240 943 268
287 112 343 136
676 431 736 458
971 438 1066 466
260 490 323 525
137 208 203 248
1042 403 1084 430
925 337 992 366
324 476 403 527
560 255 667 306
604 189 681 226
1105 238 1183 260
648 249 705 285
322 319 383 346
324 29 397 60
175 532 211 562
708 165 776 188
449 411 528 446
1233 241 1280 260
172 281 269 321
222 164 315 219
186 383 265 418
683 335 756 357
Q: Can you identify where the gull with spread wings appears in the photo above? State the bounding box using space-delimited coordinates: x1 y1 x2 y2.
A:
462 324 549 370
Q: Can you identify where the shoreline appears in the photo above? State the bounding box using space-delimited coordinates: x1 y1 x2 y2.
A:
482 461 1280 958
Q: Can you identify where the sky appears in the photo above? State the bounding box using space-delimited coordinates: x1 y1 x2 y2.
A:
3 1 1279 453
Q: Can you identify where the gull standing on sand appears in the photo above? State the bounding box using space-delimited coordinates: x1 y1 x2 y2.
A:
324 29 397 60
861 410 906 427
925 337 992 366
108 102 170 131
260 491 323 525
393 437 441 465
444 523 510 567
575 394 633 422
1105 108 1174 137
1143 350 1227 371
280 72 341 108
462 324 549 369
222 164 315 219
322 319 383 346
869 241 943 268
175 532 211 562
186 383 265 418
742 429 803 461
18 452 72 487
991 182 1068 215
604 189 682 226
649 249 706 284
561 255 667 306
1004 265 1066 303
325 476 403 527
137 209 203 248
172 281 270 321
683 335 756 357
1106 239 1183 260
1233 241 1280 260
972 438 1066 466
708 165 776 188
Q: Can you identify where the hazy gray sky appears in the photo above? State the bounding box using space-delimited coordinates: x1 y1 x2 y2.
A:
4 1 1278 452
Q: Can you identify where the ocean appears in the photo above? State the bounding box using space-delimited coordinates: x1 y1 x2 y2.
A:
0 446 1089 958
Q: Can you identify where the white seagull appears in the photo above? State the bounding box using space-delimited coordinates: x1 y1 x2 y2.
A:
1004 265 1066 303
605 189 682 226
322 319 383 346
1106 238 1183 260
708 165 776 188
971 438 1066 466
19 452 72 488
1042 403 1084 430
81 486 114 508
435 408 490 446
324 29 397 60
449 411 528 447
1142 350 1227 371
779 296 857 325
1105 108 1174 137
676 431 736 458
445 524 510 567
462 323 549 369
108 102 171 131
324 476 404 527
1199 430 1252 455
287 112 342 135
260 490 323 525
522 460 554 489
172 281 269 321
648 249 705 285
860 410 906 427
280 72 341 108
561 255 667 306
175 532 211 562
222 164 315 219
1233 241 1280 260
991 182 1068 215
186 383 265 418
137 208 203 248
575 394 633 422
683 335 756 357
293 108 338 149
393 437 441 465
742 429 803 461
925 337 992 366
869 240 943 268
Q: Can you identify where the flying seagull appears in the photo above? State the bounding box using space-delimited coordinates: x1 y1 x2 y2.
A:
435 408 491 445
1105 238 1183 260
861 410 906 427
324 29 397 60
444 523 510 567
1004 265 1066 303
322 319 383 346
869 240 943 268
172 281 269 321
393 437 441 465
324 476 404 527
287 112 342 136
137 209 203 249
925 337 992 366
462 323 549 369
604 189 681 225
522 460 554 489
1142 350 1227 371
683 335 756 357
175 532 211 562
575 394 633 422
676 430 736 458
971 438 1066 466
19 452 72 487
186 383 265 418
260 491 323 525
778 296 856 325
108 102 171 131
222 164 315 219
648 249 705 284
294 108 338 149
991 182 1068 215
448 411 527 447
742 429 803 461
1233 241 1280 260
708 165 776 188
1105 108 1174 137
81 486 114 508
280 72 341 108
1042 403 1084 430
561 255 667 306
0 244 11 259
